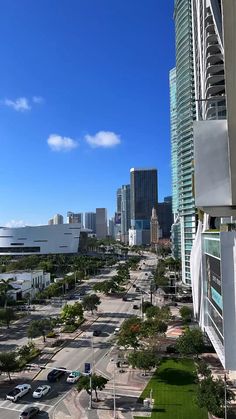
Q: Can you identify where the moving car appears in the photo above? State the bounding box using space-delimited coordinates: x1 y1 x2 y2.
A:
47 367 66 382
93 330 101 336
67 371 81 383
32 385 51 399
114 327 120 335
6 384 31 402
19 405 39 419
133 304 139 309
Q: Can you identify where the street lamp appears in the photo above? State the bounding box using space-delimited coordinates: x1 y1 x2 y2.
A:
110 358 117 419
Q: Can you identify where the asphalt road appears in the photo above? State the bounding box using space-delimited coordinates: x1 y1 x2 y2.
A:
0 253 157 419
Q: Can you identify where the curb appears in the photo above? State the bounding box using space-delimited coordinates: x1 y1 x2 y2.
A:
30 315 100 382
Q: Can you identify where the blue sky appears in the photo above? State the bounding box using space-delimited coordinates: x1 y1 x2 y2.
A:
0 0 175 226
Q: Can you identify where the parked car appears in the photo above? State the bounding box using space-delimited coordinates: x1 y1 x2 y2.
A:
67 371 81 383
6 384 31 402
114 327 120 335
33 385 51 399
47 368 66 382
133 304 139 310
19 405 39 419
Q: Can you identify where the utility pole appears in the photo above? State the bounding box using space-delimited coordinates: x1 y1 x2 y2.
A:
224 373 227 419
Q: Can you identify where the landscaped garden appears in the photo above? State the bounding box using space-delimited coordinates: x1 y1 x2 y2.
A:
135 358 207 419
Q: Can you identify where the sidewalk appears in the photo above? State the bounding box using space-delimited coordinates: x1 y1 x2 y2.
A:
58 359 153 419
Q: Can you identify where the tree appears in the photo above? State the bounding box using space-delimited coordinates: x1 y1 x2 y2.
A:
82 294 101 314
196 359 211 378
142 301 153 314
0 351 19 381
93 280 120 295
196 376 234 417
176 327 204 356
61 302 83 324
0 308 15 328
179 306 192 323
117 317 142 349
128 350 159 375
27 319 53 342
141 319 167 338
77 374 108 401
0 278 14 308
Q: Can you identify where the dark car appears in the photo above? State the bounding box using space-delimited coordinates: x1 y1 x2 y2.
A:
47 368 66 382
93 330 101 337
19 406 39 419
133 304 139 310
136 287 140 292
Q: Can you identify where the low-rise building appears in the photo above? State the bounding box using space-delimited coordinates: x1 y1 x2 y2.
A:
0 270 51 300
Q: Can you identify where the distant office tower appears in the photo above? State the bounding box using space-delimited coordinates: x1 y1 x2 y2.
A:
157 197 173 239
130 168 158 245
173 0 196 283
150 207 160 246
53 214 64 224
48 218 54 225
67 211 83 227
108 218 115 239
121 184 131 244
84 212 96 233
96 208 107 239
114 188 122 240
116 188 122 213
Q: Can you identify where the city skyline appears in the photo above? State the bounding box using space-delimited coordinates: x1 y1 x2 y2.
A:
0 0 175 227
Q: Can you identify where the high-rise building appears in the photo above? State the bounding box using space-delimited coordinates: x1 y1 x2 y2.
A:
121 184 131 244
191 0 236 372
84 212 96 233
170 67 181 259
150 207 160 246
158 197 173 239
129 168 158 245
96 208 107 239
108 218 115 239
48 218 54 225
116 188 122 213
67 212 83 227
174 0 196 283
53 214 64 224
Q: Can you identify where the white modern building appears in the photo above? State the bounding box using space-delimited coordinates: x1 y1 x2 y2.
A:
0 224 90 255
191 0 236 372
129 229 142 247
0 270 51 300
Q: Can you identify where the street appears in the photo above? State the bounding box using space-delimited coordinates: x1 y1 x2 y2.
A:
0 253 157 419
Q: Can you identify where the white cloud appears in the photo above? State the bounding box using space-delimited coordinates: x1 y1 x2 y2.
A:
5 220 27 228
85 131 121 148
3 97 31 112
32 96 44 104
47 134 78 152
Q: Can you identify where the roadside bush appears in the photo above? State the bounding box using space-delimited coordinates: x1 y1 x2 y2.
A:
62 324 78 333
46 331 57 338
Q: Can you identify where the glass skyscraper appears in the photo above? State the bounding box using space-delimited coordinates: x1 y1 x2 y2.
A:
174 0 196 283
130 168 158 230
169 68 181 259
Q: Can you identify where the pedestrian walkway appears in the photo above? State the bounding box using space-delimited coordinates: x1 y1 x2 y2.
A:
0 399 53 415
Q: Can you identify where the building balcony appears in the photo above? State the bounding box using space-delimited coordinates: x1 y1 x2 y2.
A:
193 119 236 216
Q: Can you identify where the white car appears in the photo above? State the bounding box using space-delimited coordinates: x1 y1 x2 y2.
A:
67 372 81 383
33 385 51 399
6 384 31 402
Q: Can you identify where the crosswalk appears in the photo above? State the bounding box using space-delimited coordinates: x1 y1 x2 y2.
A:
0 399 53 414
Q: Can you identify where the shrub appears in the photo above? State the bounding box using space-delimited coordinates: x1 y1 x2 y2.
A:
46 331 57 338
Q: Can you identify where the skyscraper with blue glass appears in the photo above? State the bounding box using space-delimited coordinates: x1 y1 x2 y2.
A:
173 0 196 283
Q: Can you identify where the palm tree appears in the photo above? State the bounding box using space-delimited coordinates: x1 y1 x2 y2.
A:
0 278 14 308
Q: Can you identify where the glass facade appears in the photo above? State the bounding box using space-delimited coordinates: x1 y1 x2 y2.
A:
130 168 158 229
174 0 196 283
203 233 224 348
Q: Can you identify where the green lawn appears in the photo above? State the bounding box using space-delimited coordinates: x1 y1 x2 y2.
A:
135 358 207 419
